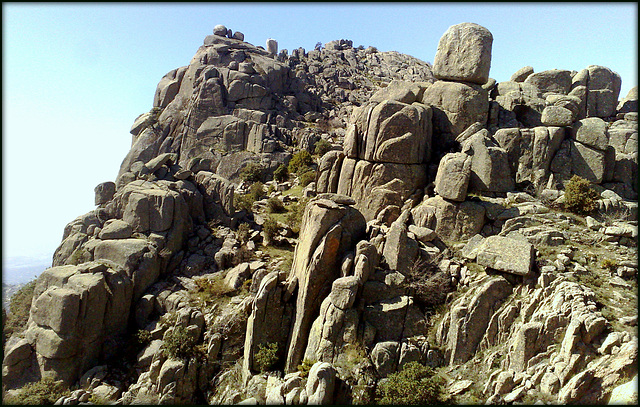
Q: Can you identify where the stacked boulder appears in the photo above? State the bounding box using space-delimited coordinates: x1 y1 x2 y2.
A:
2 153 234 388
424 23 493 147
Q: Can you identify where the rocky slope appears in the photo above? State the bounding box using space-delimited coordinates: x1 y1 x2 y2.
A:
2 23 637 405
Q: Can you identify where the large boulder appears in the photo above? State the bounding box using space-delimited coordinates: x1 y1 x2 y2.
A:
94 182 116 205
524 69 572 95
344 100 432 165
461 130 514 193
437 276 513 364
494 126 564 187
337 158 427 221
475 235 535 276
434 152 472 202
585 65 622 118
6 264 134 387
432 22 493 85
422 80 489 147
243 272 293 380
412 196 485 242
284 194 366 372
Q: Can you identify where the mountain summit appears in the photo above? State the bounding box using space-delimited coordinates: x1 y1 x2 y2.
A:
2 23 637 405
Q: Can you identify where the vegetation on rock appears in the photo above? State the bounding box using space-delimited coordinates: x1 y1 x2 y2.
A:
4 280 36 338
3 377 70 405
254 342 279 372
564 175 600 215
288 150 313 175
375 362 447 405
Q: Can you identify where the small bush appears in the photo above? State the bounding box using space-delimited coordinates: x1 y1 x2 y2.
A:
3 377 70 405
314 138 333 157
4 280 36 338
285 198 308 234
274 164 289 182
601 258 618 273
267 197 286 213
236 223 251 243
564 175 599 215
376 361 446 405
288 150 313 175
235 194 255 213
162 325 199 360
240 162 264 183
297 359 316 378
135 329 152 345
249 182 266 201
262 216 280 244
255 342 279 372
299 170 317 188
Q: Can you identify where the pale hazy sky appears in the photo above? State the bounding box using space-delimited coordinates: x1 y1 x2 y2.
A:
2 3 637 271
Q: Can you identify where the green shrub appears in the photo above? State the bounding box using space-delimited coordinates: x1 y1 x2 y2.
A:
135 329 153 345
235 182 266 213
564 175 599 215
601 258 618 273
297 359 316 378
236 223 251 243
3 377 70 405
314 138 333 157
162 325 199 360
249 182 266 201
262 216 280 244
240 162 264 183
255 342 279 372
4 280 36 338
288 150 313 175
376 361 446 405
285 198 308 234
299 170 317 187
274 164 289 182
267 197 286 213
235 194 255 213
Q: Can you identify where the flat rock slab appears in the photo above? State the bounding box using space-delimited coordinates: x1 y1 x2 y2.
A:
476 235 535 276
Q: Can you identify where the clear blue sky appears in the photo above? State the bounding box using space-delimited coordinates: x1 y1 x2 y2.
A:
2 3 637 279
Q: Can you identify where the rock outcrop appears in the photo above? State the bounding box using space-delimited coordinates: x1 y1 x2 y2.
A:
3 20 636 407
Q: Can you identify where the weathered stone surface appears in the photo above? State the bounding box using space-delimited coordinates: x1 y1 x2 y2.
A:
345 100 432 165
571 117 609 151
383 210 419 275
494 126 564 186
243 272 292 380
434 152 472 202
461 130 514 193
337 158 427 221
524 69 572 95
371 341 400 378
363 296 426 343
433 22 493 84
413 196 485 242
510 66 534 82
617 86 638 114
306 362 336 405
586 65 622 118
98 219 133 240
439 276 513 364
369 80 427 105
476 236 535 276
284 194 366 372
422 80 489 146
94 182 116 205
570 140 606 183
316 150 345 194
541 105 573 126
